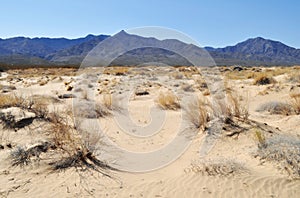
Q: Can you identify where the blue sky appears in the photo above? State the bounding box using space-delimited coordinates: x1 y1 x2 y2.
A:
0 0 299 48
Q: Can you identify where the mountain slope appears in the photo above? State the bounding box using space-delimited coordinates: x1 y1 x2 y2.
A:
0 33 300 66
206 37 300 65
0 35 99 58
47 35 110 64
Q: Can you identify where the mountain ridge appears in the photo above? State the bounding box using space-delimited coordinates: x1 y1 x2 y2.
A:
0 32 299 66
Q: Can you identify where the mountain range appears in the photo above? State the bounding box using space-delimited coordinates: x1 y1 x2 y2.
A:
0 30 299 67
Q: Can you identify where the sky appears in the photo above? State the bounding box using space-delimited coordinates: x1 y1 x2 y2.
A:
0 0 299 48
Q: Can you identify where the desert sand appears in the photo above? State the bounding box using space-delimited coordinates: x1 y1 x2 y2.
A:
0 66 299 197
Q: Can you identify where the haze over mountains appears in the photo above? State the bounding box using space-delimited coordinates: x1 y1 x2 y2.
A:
0 30 299 67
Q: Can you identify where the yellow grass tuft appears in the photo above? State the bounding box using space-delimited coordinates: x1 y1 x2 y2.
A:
290 93 300 114
157 91 180 110
103 66 129 76
0 94 32 109
255 129 266 148
185 96 210 130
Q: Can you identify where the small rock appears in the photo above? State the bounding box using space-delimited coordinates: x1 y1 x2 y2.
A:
233 66 244 71
58 94 76 99
66 85 73 91
135 89 149 96
0 107 36 129
1 85 16 93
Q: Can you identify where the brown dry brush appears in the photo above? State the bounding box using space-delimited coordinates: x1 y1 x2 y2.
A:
185 96 211 130
3 94 117 176
46 111 118 176
255 132 300 178
157 91 180 110
0 94 50 130
290 93 300 114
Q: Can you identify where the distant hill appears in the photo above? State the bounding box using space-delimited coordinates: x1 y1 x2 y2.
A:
205 37 300 65
46 35 109 65
0 32 300 67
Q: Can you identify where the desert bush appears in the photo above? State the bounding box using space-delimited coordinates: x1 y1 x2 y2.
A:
74 101 111 119
157 91 180 110
187 158 249 176
46 111 115 174
10 142 51 167
253 73 277 85
215 90 249 122
226 91 249 120
256 101 293 115
103 66 129 76
287 73 300 83
0 94 50 130
0 94 32 109
256 135 300 178
185 96 210 130
10 147 31 167
290 93 300 114
254 129 267 148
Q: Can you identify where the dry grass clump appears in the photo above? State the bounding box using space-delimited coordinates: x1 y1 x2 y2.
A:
103 66 129 76
102 94 113 110
290 93 300 114
185 96 210 130
287 72 300 83
0 94 32 109
216 90 249 122
185 89 248 136
73 101 111 119
156 91 180 110
100 93 122 112
226 91 249 120
0 94 49 115
256 101 293 115
256 134 300 178
253 73 277 85
10 142 52 167
46 112 115 175
170 71 184 79
225 67 293 81
4 110 116 174
187 159 249 176
6 68 77 79
0 94 50 130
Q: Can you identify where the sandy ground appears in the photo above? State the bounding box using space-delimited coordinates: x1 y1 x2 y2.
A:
0 66 299 197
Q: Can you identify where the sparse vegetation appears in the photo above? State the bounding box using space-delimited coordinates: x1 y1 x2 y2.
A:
185 96 210 130
253 73 277 85
103 66 130 76
225 91 249 120
10 142 51 167
254 129 267 148
0 94 32 109
256 101 293 115
256 135 300 178
156 91 180 110
46 111 115 175
187 159 249 176
290 93 300 114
